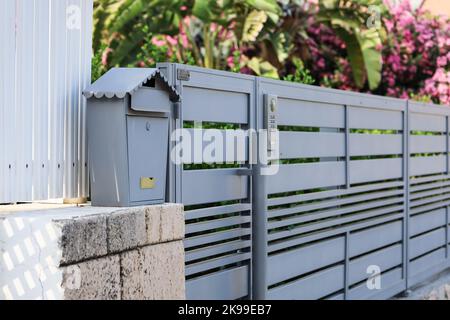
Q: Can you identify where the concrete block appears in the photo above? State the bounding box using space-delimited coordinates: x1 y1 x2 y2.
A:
0 203 185 300
106 209 146 253
62 255 121 300
57 215 108 265
145 205 162 244
141 241 185 299
120 241 185 300
120 249 144 300
160 204 184 242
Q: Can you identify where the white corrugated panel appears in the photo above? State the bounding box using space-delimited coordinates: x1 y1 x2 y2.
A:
0 0 93 203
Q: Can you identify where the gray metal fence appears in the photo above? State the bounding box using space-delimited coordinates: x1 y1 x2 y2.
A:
157 63 450 300
0 0 93 204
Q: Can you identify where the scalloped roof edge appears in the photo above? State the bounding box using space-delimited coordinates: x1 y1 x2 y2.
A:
83 68 180 101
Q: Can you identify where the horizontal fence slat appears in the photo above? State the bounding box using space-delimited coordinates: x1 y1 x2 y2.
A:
268 204 404 242
183 86 249 124
268 189 403 218
410 208 447 236
410 184 450 200
186 266 249 300
268 197 403 229
410 199 450 215
410 248 446 277
348 107 404 130
268 162 345 194
185 252 251 276
410 155 447 176
348 220 403 257
410 113 447 132
277 98 345 128
268 237 345 286
186 216 251 235
185 240 252 263
278 132 403 159
410 228 446 260
182 169 249 205
348 244 403 285
268 181 403 206
185 203 251 220
268 265 344 300
410 180 450 194
347 268 404 300
410 135 447 154
183 128 249 164
350 158 403 184
184 228 251 249
349 134 403 156
279 131 344 159
268 213 404 253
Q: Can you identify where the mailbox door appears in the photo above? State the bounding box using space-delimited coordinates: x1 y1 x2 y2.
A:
127 116 168 203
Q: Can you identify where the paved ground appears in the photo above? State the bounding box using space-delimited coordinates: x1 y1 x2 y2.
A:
394 269 450 300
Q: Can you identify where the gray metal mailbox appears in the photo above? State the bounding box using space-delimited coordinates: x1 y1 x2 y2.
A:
83 68 180 207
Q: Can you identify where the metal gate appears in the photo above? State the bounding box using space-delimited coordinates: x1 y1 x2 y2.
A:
255 77 408 300
158 63 450 300
159 64 255 299
407 101 450 288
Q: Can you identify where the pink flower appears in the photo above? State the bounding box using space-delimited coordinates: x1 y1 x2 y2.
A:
101 48 112 66
317 58 325 69
152 37 166 47
166 36 178 46
437 83 448 95
437 56 448 67
433 68 447 82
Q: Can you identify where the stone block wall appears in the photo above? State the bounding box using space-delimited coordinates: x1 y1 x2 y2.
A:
0 204 185 300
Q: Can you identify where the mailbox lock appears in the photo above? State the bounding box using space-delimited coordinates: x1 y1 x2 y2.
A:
140 177 155 189
145 121 151 131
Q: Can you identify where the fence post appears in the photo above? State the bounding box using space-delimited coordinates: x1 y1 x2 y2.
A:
252 162 268 299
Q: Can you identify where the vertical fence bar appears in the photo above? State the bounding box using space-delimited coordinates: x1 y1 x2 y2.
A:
15 0 34 201
344 105 350 189
446 206 449 259
55 0 68 198
0 1 8 202
252 163 268 299
403 103 410 291
34 0 51 200
79 0 93 199
252 77 268 299
446 116 449 175
3 0 17 203
48 0 59 198
343 231 350 299
444 115 449 272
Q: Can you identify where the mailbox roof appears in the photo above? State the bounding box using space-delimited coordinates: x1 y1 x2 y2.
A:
83 68 180 101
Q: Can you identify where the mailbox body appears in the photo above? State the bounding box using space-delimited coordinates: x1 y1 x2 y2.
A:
85 69 177 207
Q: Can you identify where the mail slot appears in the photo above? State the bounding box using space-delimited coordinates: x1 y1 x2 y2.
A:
83 68 180 207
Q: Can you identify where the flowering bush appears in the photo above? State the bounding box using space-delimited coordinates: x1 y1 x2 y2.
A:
287 0 450 105
379 1 450 104
93 0 450 105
